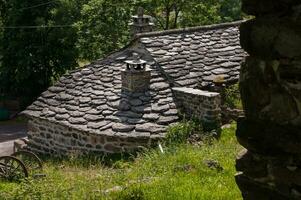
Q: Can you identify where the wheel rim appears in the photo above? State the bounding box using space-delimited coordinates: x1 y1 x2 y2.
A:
0 156 28 181
12 151 43 174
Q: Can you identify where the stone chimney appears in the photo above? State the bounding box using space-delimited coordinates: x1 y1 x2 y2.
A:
129 7 155 37
121 53 151 93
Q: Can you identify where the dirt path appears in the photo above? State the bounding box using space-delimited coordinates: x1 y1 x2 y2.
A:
0 123 27 156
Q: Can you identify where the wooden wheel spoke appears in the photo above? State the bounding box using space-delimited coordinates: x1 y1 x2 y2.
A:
10 163 21 175
0 156 28 181
12 151 43 173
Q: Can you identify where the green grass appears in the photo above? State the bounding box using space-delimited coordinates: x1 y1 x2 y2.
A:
0 124 243 200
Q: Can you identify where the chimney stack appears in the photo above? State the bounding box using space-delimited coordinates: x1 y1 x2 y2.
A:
129 7 155 37
121 53 151 93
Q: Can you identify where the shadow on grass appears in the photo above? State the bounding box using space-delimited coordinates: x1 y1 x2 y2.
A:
37 151 141 169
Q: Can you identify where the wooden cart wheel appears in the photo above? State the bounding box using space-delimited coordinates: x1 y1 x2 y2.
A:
0 156 28 181
12 151 43 174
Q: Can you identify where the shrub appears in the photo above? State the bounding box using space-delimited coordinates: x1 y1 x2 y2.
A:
223 83 242 109
166 119 203 144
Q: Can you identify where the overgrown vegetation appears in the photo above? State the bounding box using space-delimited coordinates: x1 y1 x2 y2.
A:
166 119 204 144
0 124 243 200
0 0 80 107
0 0 243 107
223 83 242 109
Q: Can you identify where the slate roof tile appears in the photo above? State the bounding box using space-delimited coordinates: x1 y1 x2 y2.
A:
23 21 247 140
137 21 247 88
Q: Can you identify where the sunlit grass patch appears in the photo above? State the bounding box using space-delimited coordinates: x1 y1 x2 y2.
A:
0 123 242 200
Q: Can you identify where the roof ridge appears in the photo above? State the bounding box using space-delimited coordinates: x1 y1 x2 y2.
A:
134 20 246 38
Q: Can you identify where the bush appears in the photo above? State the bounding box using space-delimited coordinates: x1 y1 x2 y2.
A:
166 119 203 144
223 83 242 109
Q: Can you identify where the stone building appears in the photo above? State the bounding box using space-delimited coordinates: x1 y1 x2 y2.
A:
22 9 246 155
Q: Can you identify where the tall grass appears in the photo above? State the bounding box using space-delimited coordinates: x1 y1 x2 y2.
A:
0 124 242 200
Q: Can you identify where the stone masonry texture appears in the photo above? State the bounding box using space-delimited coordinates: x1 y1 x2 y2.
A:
27 117 159 156
172 87 221 129
23 21 247 156
235 1 301 199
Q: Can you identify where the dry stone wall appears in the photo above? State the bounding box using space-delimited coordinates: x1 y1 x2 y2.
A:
235 1 301 199
172 87 221 129
27 117 157 156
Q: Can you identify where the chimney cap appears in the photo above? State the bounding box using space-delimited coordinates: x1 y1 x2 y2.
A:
137 7 144 17
124 53 147 65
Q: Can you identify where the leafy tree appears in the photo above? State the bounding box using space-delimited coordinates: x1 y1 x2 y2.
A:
179 0 222 27
135 0 226 30
219 0 242 22
0 0 78 107
77 0 133 60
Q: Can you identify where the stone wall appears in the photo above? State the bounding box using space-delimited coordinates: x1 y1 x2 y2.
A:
235 1 301 199
172 87 221 129
27 117 157 156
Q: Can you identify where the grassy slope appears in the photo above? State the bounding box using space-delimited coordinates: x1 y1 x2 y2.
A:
0 124 243 200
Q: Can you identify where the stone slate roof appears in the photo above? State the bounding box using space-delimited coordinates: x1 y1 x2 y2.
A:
136 20 246 88
23 21 246 137
23 57 179 139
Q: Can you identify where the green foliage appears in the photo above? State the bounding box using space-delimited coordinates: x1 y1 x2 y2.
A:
76 0 132 60
0 124 242 200
179 0 222 27
166 119 203 144
219 0 242 22
0 0 78 107
0 0 243 107
223 83 242 109
114 186 145 200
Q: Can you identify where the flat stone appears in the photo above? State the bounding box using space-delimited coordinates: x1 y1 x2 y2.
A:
41 91 56 98
42 110 56 117
68 117 87 125
79 97 91 104
119 101 131 111
131 106 151 113
157 116 179 125
158 97 173 105
92 90 104 96
69 111 85 117
143 113 160 121
127 118 145 124
87 109 102 115
53 108 68 114
84 114 104 121
129 99 143 106
55 114 69 120
56 93 73 101
48 86 64 93
102 110 114 116
47 99 60 107
91 99 106 106
115 111 142 118
87 121 110 129
152 104 170 113
112 123 135 132
163 109 178 116
150 82 170 91
135 123 165 133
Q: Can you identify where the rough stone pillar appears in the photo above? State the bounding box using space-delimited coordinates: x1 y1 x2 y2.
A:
235 1 301 199
129 7 155 37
